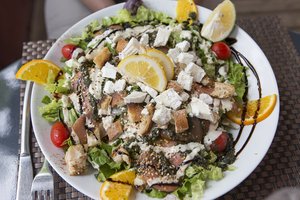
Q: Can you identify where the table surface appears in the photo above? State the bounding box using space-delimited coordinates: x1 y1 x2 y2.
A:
1 21 300 200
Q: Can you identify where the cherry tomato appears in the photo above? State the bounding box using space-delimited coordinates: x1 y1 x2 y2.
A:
50 122 70 147
62 44 77 60
211 42 231 60
210 132 229 153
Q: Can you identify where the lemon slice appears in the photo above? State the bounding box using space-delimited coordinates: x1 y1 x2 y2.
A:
15 59 61 84
145 49 175 81
100 170 136 200
176 0 198 23
117 55 167 92
201 0 236 42
227 94 277 125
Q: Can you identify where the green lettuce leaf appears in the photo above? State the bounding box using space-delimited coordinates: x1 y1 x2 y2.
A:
145 188 167 199
88 143 126 182
174 165 223 199
227 60 246 102
39 99 62 122
101 6 175 27
45 75 70 95
64 20 100 50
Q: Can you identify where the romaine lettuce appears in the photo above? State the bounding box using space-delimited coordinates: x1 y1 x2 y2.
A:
227 60 246 102
39 99 62 122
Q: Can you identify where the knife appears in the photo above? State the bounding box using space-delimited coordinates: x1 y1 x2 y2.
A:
16 81 33 200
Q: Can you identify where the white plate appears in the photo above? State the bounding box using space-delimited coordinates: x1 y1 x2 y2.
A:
31 1 280 199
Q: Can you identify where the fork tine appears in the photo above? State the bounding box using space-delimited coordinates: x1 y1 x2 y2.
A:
50 190 54 200
37 191 42 200
31 191 36 200
42 190 47 199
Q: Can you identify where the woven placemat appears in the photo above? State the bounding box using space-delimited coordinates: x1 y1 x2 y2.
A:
19 16 300 200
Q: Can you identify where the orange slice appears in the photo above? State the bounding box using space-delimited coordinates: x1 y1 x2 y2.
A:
176 0 198 23
226 94 277 125
15 59 61 84
100 170 136 200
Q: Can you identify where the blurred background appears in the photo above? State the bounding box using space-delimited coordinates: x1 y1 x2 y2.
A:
1 0 300 70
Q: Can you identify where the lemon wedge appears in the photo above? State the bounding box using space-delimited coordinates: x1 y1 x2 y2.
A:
201 0 236 42
117 54 167 92
176 0 198 23
145 48 175 81
15 59 61 84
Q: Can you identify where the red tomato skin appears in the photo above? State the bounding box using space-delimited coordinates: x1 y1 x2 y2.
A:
61 44 77 60
210 132 229 153
211 42 231 60
50 122 70 148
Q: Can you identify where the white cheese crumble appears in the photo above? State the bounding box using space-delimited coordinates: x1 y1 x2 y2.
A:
199 93 213 105
119 37 141 59
69 93 81 113
177 52 196 65
184 63 206 83
180 30 192 40
102 116 114 131
140 33 149 46
177 71 193 91
137 82 158 98
65 59 80 69
124 91 147 104
89 68 104 99
101 62 117 80
103 80 115 94
180 91 190 102
176 41 190 52
167 48 181 63
221 98 233 112
154 88 182 110
153 26 172 47
189 97 215 122
114 79 126 92
152 105 172 126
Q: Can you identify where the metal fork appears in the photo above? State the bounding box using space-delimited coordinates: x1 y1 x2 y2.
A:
31 159 54 200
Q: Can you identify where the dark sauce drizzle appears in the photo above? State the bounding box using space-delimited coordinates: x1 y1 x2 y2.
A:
230 48 262 157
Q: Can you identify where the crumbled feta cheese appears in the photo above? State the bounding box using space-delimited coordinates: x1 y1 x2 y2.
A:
167 48 181 63
180 92 190 102
112 31 122 42
69 93 81 113
144 95 151 104
78 56 86 63
103 80 115 94
87 29 112 48
101 62 117 80
114 79 126 92
140 33 149 46
71 48 84 59
102 116 114 131
218 65 228 77
153 26 172 47
126 86 132 91
152 106 172 126
89 68 103 99
155 88 182 110
196 58 202 66
177 52 196 65
221 98 233 112
213 98 221 112
177 71 193 91
119 37 141 59
176 41 190 52
87 134 99 147
65 59 80 69
199 93 213 105
185 63 206 83
180 30 192 40
124 91 147 104
189 97 215 122
137 82 158 98
141 107 149 116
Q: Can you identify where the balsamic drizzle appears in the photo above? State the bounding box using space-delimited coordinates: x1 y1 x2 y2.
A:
230 48 262 157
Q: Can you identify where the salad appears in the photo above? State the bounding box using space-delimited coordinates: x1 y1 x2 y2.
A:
39 0 248 199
